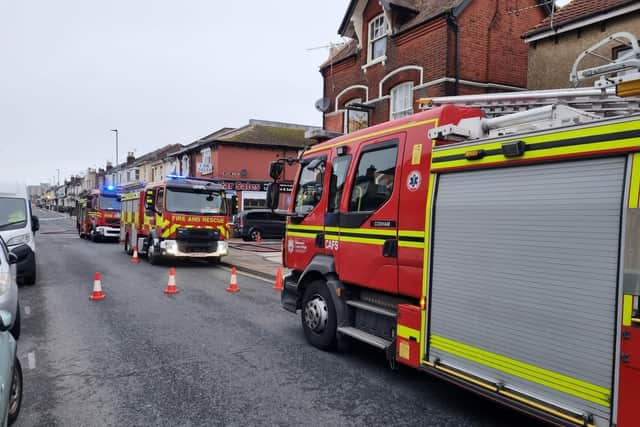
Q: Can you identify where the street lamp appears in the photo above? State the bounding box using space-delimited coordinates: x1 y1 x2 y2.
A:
110 129 119 165
56 169 60 185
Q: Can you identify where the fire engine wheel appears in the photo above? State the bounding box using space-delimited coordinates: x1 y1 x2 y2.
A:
301 280 337 351
147 241 161 265
124 236 133 255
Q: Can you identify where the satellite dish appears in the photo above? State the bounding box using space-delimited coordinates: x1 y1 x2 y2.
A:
314 97 331 113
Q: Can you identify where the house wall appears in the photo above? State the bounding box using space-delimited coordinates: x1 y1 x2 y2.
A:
527 13 640 90
321 0 544 133
190 144 299 182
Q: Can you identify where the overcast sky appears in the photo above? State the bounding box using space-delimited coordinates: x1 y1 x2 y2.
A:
0 1 347 185
1 1 572 186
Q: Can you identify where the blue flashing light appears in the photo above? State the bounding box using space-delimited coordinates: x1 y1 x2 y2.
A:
167 174 187 180
106 185 115 191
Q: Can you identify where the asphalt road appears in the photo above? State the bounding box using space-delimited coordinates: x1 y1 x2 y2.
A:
15 208 540 426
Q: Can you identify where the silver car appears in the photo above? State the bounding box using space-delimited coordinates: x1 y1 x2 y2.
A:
0 238 18 340
0 311 21 425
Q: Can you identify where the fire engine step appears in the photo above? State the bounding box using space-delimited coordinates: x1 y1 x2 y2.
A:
346 300 397 318
337 326 392 349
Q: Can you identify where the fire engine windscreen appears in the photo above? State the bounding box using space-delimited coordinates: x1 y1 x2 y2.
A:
165 189 227 215
98 196 120 211
294 159 325 215
0 198 27 230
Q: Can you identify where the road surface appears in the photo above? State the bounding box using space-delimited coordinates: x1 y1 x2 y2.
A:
15 208 539 426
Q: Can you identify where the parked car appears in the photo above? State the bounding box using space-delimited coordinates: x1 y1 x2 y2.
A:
234 209 287 241
0 237 20 341
0 310 22 425
0 182 39 285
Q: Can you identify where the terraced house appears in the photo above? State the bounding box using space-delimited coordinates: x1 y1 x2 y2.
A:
320 0 550 133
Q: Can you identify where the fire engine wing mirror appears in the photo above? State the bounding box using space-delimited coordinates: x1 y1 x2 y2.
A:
269 161 284 181
266 183 280 211
31 215 39 233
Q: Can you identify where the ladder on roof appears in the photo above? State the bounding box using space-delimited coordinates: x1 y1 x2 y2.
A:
419 32 640 118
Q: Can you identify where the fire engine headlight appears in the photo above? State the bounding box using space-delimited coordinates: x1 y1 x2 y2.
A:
217 241 228 253
7 233 31 247
162 240 178 254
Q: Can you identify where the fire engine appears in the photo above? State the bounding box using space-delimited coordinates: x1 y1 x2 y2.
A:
76 186 121 242
120 176 235 264
266 33 640 426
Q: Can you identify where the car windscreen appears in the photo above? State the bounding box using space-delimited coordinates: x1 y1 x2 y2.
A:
0 197 27 231
99 195 121 211
165 189 226 215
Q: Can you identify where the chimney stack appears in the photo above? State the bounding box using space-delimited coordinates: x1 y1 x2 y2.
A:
126 152 135 165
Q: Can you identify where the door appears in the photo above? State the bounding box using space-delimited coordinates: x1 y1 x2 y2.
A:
285 153 329 272
336 137 404 293
427 157 626 427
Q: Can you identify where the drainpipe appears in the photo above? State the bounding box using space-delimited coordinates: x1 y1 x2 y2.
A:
446 12 460 96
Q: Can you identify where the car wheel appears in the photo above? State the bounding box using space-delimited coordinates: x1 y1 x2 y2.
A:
8 358 22 425
147 240 161 265
301 280 337 351
249 228 262 241
9 304 20 341
22 257 36 286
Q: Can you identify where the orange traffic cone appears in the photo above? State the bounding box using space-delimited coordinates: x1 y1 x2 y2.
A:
273 266 283 291
131 245 140 263
164 267 179 294
256 232 262 245
89 272 106 301
226 266 240 293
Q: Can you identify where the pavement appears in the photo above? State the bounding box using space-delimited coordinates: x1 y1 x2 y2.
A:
13 208 540 426
224 239 284 281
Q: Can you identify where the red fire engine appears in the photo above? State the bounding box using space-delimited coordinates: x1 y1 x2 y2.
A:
266 33 640 427
120 176 235 264
76 187 121 242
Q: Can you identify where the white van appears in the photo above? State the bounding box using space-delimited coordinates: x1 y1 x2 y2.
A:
0 183 38 285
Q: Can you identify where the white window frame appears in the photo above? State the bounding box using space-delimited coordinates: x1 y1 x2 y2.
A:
368 14 388 63
390 82 414 120
201 148 211 165
181 155 189 176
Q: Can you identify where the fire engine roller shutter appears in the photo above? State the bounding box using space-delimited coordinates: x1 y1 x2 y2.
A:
428 157 625 426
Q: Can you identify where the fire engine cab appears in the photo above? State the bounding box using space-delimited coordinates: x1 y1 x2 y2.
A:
267 33 640 427
76 186 121 242
120 176 235 264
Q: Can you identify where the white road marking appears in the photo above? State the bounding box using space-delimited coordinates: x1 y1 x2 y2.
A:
24 306 31 316
218 266 272 284
38 216 72 222
27 352 36 370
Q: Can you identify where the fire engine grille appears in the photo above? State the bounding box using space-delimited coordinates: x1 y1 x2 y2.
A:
175 227 219 253
105 218 120 226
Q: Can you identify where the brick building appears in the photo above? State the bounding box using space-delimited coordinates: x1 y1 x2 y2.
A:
168 120 320 211
524 0 640 90
321 0 549 133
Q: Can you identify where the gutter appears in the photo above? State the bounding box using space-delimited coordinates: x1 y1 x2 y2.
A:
446 12 460 96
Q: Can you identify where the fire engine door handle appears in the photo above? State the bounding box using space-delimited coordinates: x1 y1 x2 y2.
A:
382 239 398 258
315 233 325 248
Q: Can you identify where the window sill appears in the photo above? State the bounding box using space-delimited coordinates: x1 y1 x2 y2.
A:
361 56 387 72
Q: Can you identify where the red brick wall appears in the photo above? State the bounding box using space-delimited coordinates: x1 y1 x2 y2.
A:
457 0 545 88
190 144 299 182
321 0 545 132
